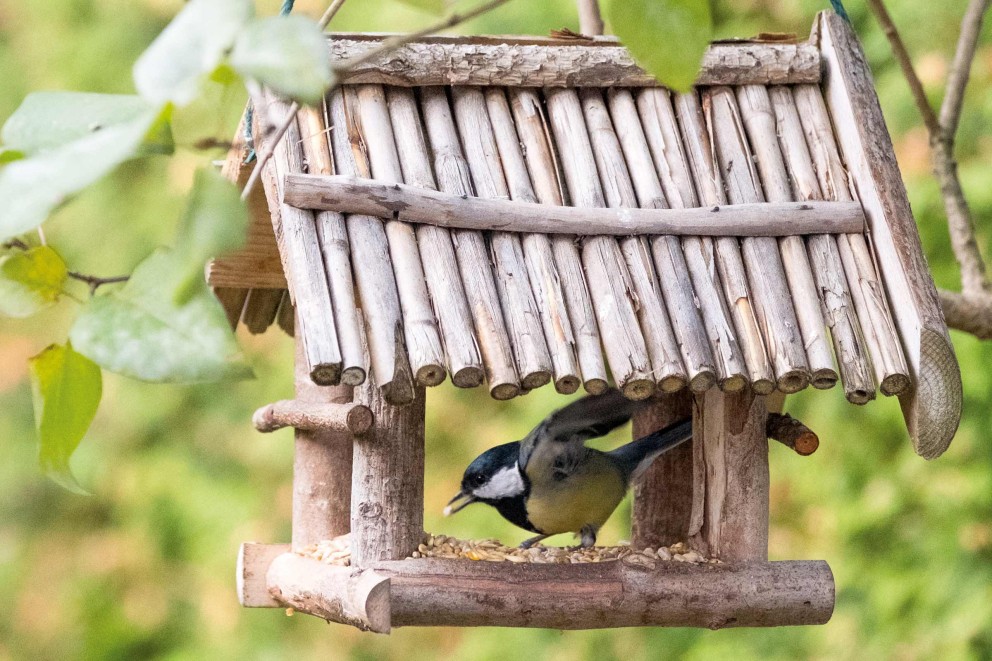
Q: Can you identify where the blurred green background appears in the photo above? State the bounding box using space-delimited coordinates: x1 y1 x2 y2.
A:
1 0 990 659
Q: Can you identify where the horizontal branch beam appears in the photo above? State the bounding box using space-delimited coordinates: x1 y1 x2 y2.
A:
253 399 374 435
284 174 865 238
766 412 819 455
328 33 822 87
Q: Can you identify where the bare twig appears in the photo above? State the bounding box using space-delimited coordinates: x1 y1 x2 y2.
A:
939 0 990 137
576 0 604 37
318 0 348 27
239 0 509 202
2 238 29 251
67 271 130 295
939 289 992 339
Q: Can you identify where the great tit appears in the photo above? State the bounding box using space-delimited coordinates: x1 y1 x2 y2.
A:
444 389 692 548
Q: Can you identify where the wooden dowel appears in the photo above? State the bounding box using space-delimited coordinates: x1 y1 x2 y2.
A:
577 0 604 36
327 89 415 405
283 174 865 237
419 86 520 400
253 399 374 435
351 85 447 387
609 88 730 392
297 106 366 385
735 85 837 389
634 89 748 393
385 86 485 389
704 87 811 394
770 85 876 404
451 87 553 391
766 412 819 456
213 286 247 330
484 88 581 394
257 93 343 386
509 88 609 394
675 93 776 394
327 34 823 88
545 87 655 400
792 83 911 399
242 288 284 334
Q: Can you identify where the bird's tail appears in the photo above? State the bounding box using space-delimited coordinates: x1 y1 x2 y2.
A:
608 418 692 483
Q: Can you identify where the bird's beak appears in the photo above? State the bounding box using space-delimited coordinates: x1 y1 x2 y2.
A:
443 490 476 516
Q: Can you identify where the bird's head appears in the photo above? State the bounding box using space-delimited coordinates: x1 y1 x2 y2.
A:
444 441 527 516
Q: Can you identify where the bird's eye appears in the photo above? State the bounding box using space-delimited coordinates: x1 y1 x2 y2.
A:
468 474 485 488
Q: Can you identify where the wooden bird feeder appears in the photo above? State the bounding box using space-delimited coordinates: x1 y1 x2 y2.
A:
218 11 962 633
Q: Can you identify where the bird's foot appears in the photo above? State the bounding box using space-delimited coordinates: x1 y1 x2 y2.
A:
519 534 550 550
579 525 598 549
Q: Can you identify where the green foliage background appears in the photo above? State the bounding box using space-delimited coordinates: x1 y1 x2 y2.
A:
1 0 990 658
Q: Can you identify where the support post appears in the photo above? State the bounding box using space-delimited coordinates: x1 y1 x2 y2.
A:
292 336 354 551
631 391 694 548
351 371 426 566
690 389 769 562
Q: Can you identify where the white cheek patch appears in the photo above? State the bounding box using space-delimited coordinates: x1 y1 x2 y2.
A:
474 466 526 499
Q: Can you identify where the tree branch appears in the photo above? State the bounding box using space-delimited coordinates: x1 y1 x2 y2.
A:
576 0 603 36
939 0 990 137
939 288 992 339
67 271 130 295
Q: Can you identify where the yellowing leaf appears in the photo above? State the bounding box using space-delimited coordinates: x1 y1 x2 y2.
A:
29 343 102 494
607 0 713 92
0 246 68 317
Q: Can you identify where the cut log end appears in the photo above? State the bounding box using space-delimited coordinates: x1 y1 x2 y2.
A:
688 372 717 394
622 379 657 401
346 405 375 436
415 365 447 387
659 375 688 394
490 382 522 401
310 364 343 386
554 375 582 395
879 373 911 397
719 374 748 393
451 366 486 389
752 378 776 396
584 378 610 395
811 369 839 390
767 412 820 456
845 388 875 406
521 371 553 390
777 372 811 394
341 367 367 387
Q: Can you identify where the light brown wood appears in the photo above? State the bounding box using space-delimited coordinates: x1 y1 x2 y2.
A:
351 85 447 387
485 88 581 394
241 288 284 334
690 389 769 562
297 106 366 385
767 412 819 456
770 85 876 404
705 87 811 394
451 87 553 391
385 87 485 389
238 542 290 607
545 87 654 400
420 87 520 400
351 371 426 566
577 0 604 35
509 88 608 394
327 89 416 405
736 85 837 390
328 33 822 88
249 550 834 629
581 88 689 393
253 399 374 435
817 12 961 457
267 552 391 633
283 173 865 237
675 93 776 395
291 338 354 550
631 392 695 548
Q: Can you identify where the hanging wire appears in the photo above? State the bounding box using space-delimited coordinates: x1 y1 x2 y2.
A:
829 0 851 22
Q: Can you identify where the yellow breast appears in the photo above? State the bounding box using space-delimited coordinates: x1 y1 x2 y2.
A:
524 453 627 535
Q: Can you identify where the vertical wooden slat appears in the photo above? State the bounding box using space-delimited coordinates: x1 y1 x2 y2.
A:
675 93 776 394
242 288 284 334
327 89 415 405
419 87 520 400
214 286 248 330
451 87 553 391
484 88 581 394
385 86 485 389
580 88 690 393
509 88 608 394
703 86 810 393
735 85 837 389
769 85 876 404
350 85 447 387
544 87 655 400
276 290 295 337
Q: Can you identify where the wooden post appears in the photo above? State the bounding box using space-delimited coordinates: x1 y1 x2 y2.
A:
577 0 604 36
690 389 769 562
350 372 426 566
631 391 695 548
292 337 354 551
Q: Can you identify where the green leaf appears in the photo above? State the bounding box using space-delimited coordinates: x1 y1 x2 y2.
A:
0 105 167 242
607 0 713 92
0 148 24 164
393 0 447 14
0 246 68 317
1 92 174 156
69 249 253 383
29 343 102 494
133 0 254 106
172 168 248 304
231 15 334 106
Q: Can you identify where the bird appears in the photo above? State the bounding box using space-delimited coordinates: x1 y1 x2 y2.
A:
444 389 693 548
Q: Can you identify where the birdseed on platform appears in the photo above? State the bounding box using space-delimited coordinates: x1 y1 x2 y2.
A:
301 533 716 568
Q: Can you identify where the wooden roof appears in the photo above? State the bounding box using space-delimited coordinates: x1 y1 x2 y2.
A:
210 12 961 458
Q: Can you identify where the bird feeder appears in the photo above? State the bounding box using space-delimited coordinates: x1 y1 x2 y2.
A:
217 11 962 632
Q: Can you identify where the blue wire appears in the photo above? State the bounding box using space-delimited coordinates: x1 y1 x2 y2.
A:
830 0 851 22
245 1 294 164
280 0 295 15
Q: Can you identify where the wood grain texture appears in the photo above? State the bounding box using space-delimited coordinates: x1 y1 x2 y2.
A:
252 399 373 435
237 542 290 607
241 288 284 335
328 34 822 88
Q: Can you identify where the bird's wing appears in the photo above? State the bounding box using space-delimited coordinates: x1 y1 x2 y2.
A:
518 389 641 474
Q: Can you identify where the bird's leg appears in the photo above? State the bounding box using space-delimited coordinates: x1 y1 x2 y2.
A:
519 534 550 549
580 525 598 548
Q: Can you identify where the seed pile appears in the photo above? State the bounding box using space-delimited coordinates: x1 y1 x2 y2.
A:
302 533 715 569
